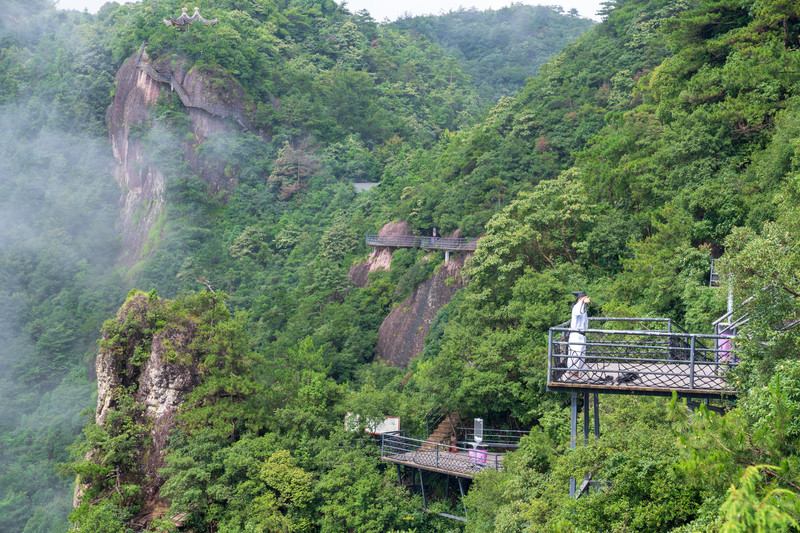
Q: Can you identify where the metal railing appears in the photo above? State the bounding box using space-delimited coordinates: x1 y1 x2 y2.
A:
547 317 738 394
425 405 447 440
710 259 720 287
712 296 752 337
381 432 503 474
366 234 478 251
459 427 527 448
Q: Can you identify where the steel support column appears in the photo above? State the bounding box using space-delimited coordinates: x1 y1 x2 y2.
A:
583 392 590 446
593 393 600 441
419 469 426 510
570 392 577 498
458 476 467 516
570 393 578 449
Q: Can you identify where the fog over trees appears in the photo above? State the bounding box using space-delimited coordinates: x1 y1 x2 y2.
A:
2 0 800 531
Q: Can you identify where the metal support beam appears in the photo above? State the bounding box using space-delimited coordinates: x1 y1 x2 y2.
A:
593 393 600 441
583 392 590 446
419 469 427 510
458 476 467 516
396 464 402 487
570 393 578 450
570 392 577 498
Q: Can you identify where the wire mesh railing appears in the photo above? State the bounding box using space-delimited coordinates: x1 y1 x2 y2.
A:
381 432 503 475
366 234 478 251
547 317 738 394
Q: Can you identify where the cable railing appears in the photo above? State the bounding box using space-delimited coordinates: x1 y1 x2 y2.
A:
381 432 503 475
459 427 527 449
365 234 478 251
547 317 739 395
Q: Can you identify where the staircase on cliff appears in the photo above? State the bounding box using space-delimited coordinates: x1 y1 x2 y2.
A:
134 42 249 129
419 410 461 451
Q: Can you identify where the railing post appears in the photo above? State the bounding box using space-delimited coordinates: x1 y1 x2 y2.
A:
547 328 553 384
689 336 696 390
583 392 590 446
570 392 577 498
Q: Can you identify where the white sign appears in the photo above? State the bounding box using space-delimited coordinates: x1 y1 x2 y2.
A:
345 413 400 434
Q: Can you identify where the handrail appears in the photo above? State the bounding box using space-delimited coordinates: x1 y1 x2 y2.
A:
366 233 478 251
381 432 504 474
459 427 527 448
548 317 739 395
425 405 447 440
553 317 674 330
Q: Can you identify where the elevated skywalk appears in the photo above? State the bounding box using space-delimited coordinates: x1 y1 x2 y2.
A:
134 42 249 129
547 317 738 399
381 432 504 479
366 233 478 252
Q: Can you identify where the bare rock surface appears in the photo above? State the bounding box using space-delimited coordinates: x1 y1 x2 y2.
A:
83 292 202 514
351 220 472 366
107 50 251 265
349 220 412 287
376 254 467 367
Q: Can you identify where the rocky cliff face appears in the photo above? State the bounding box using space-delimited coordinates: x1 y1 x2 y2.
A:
349 220 412 287
107 49 251 264
76 291 202 519
376 255 466 366
350 220 470 367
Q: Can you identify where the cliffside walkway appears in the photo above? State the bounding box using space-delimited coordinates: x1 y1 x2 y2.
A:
547 317 738 398
134 42 249 129
366 233 478 252
381 432 504 479
548 316 738 497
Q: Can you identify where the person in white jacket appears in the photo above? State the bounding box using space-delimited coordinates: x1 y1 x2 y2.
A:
568 291 590 378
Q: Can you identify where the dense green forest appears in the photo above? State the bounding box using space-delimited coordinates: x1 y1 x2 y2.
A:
390 5 595 102
2 0 800 531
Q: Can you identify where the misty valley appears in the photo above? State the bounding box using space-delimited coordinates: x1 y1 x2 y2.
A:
1 0 800 531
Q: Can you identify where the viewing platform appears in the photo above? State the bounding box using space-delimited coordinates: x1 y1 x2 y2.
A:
547 317 738 399
381 432 504 479
366 234 478 252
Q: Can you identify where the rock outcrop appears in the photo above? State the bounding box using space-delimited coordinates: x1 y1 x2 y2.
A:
376 254 467 367
351 219 471 367
77 291 203 519
349 220 412 287
107 49 252 264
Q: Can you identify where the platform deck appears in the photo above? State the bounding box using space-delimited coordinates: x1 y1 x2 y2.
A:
381 433 505 479
381 449 504 479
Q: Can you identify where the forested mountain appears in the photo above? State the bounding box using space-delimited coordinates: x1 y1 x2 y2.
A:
390 5 595 102
2 0 800 531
